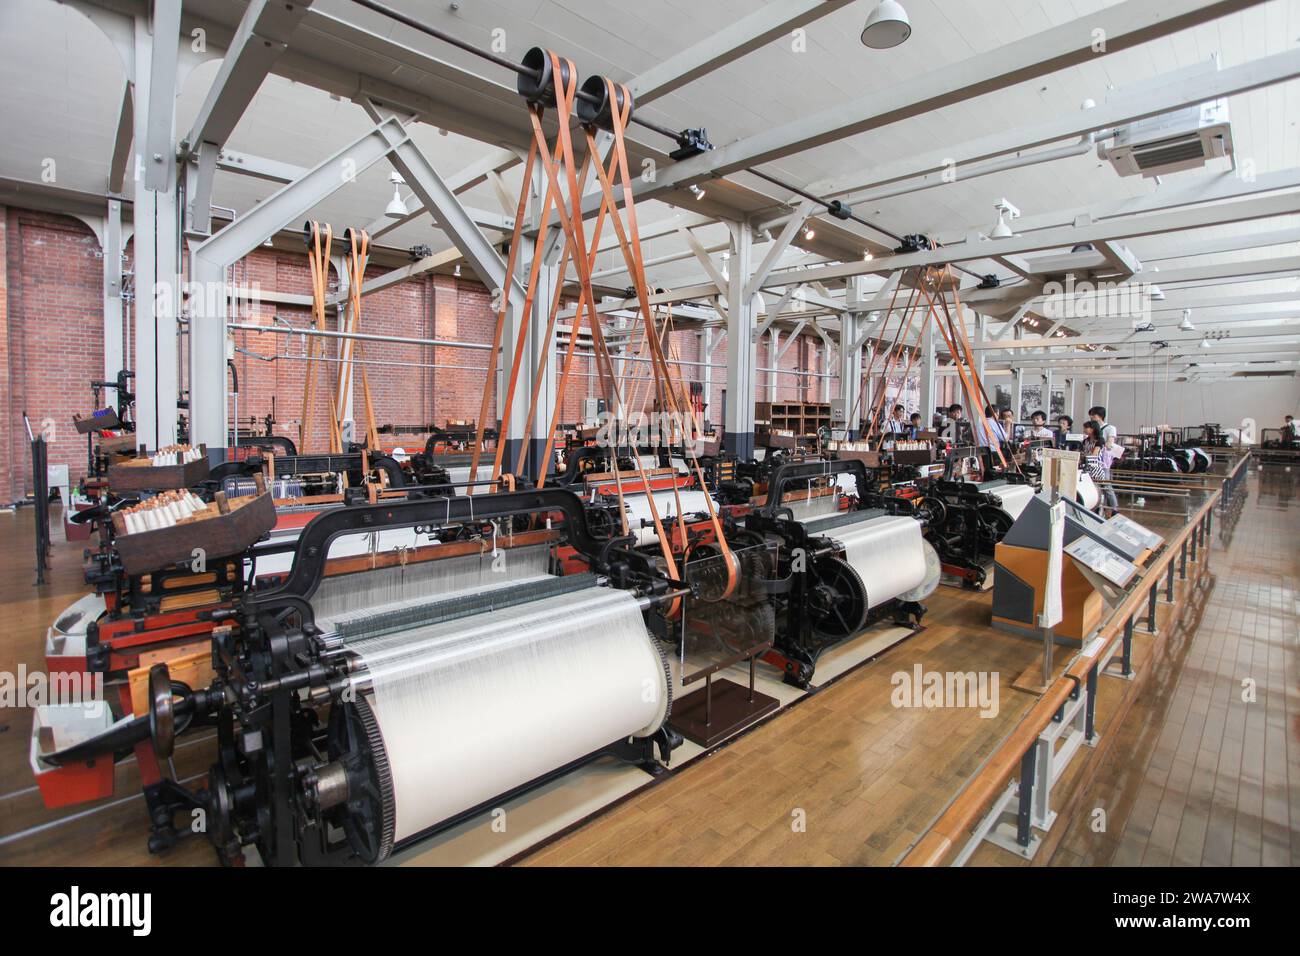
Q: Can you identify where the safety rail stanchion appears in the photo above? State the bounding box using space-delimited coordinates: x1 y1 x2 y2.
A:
1144 582 1158 635
900 489 1220 867
1120 615 1134 678
1084 665 1099 743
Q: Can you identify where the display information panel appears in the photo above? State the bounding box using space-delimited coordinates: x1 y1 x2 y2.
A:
1065 536 1139 587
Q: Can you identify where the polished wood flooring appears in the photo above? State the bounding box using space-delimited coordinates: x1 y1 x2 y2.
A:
0 464 1294 866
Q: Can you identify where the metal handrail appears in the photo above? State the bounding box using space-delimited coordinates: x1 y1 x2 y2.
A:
899 451 1250 866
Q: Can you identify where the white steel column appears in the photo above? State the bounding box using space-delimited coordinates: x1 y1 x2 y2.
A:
102 199 124 405
132 5 181 450
768 329 780 402
838 309 864 438
919 318 936 424
725 221 757 457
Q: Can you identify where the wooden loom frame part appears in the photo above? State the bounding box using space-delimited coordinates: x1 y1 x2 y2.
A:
464 53 738 608
861 257 1012 474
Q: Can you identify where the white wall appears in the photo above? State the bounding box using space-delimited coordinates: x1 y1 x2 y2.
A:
1098 376 1300 442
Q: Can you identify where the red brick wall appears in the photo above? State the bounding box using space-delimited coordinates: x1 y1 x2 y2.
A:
0 207 9 501
3 209 104 503
1 205 840 502
224 253 502 455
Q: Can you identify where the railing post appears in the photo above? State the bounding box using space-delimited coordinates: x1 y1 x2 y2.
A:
1190 524 1198 563
1085 664 1099 743
1179 540 1187 580
1146 582 1158 634
1164 559 1175 603
1016 747 1037 849
1122 615 1134 677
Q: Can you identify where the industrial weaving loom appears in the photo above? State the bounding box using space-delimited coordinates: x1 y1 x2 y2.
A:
747 460 939 686
36 489 684 865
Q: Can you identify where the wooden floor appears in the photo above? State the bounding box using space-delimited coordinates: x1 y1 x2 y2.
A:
1 463 1295 866
1012 465 1300 867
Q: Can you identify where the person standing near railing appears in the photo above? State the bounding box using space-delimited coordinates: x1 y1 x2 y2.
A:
1082 420 1120 516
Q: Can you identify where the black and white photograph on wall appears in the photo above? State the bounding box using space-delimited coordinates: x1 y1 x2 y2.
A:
994 384 1013 413
1019 385 1043 421
1050 388 1066 418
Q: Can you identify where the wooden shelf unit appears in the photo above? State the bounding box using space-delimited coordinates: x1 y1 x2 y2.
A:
755 402 832 437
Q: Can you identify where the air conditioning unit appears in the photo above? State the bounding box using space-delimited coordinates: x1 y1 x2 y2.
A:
1100 98 1232 178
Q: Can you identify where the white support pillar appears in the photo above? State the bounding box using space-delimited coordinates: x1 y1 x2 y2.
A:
919 318 936 426
837 306 863 438
103 199 124 405
700 328 713 431
767 329 780 402
189 115 408 449
132 8 181 451
726 220 757 457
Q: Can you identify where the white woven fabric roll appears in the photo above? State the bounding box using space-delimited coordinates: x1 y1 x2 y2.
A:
347 586 668 841
825 514 928 608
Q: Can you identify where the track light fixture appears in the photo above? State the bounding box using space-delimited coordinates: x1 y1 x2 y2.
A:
689 184 706 201
1178 309 1195 332
860 0 912 49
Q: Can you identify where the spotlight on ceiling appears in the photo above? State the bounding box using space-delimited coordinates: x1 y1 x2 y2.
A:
385 172 408 219
1200 334 1211 349
689 184 706 201
860 0 912 49
804 226 816 241
453 263 462 278
863 250 874 261
1179 309 1195 332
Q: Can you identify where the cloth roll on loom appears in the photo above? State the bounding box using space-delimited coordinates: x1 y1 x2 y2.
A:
341 585 671 848
982 482 1035 520
1076 473 1101 511
815 514 929 609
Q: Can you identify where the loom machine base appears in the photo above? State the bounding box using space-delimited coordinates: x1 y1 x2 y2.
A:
745 460 935 689
39 489 690 866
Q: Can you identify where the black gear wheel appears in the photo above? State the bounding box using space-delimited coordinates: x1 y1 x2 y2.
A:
328 694 395 864
808 555 869 642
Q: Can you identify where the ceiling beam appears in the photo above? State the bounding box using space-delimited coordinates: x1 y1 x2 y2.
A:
1134 226 1300 262
945 168 1300 245
629 0 853 104
761 194 1300 289
586 0 1264 211
989 327 1300 358
808 46 1300 201
183 0 312 156
1140 255 1300 286
108 81 133 194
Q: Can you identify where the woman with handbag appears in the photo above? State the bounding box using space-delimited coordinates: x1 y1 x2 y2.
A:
1082 420 1120 516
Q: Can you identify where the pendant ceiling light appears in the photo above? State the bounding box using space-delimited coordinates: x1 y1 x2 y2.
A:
861 1 912 49
385 172 408 219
